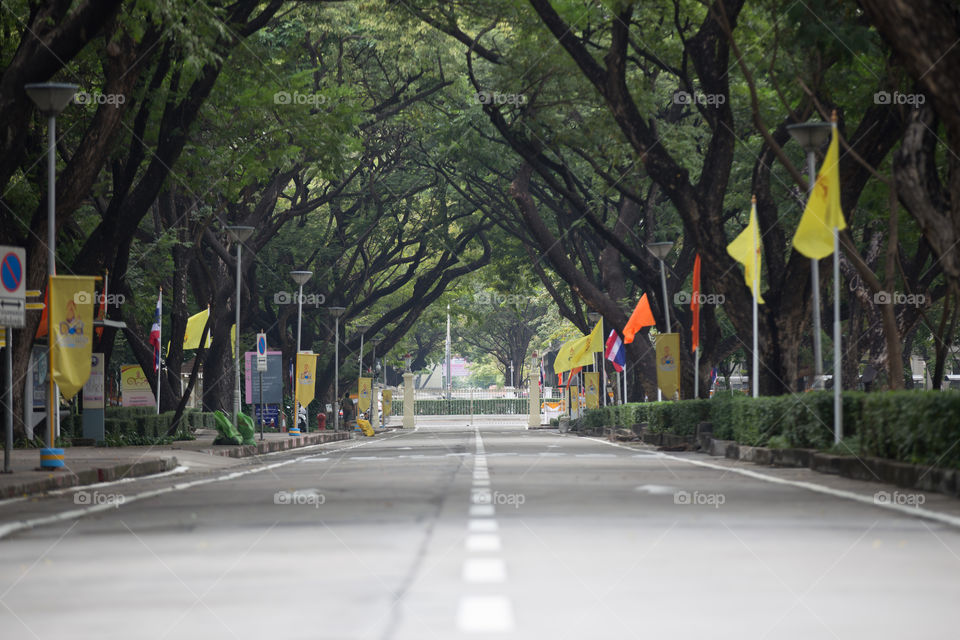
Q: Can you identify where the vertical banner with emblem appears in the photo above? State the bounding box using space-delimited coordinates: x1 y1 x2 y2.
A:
121 365 154 406
358 377 372 413
295 352 318 408
50 276 97 400
655 333 681 400
584 371 600 409
382 389 392 417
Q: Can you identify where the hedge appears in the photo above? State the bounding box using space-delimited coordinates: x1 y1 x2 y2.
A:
586 390 960 469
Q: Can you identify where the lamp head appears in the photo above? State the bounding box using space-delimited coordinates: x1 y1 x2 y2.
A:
290 270 313 286
786 122 832 152
225 225 254 243
25 83 78 116
648 241 674 261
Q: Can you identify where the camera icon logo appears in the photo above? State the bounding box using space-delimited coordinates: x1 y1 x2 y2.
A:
273 492 292 505
673 490 692 505
274 91 291 105
74 492 92 505
674 291 691 305
674 91 692 105
874 91 891 105
873 291 892 305
274 291 292 305
874 490 891 505
475 91 492 105
74 291 92 305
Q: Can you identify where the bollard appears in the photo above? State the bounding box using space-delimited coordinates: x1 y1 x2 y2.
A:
40 447 65 469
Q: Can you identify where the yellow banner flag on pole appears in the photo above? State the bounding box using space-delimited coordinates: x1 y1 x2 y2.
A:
792 125 847 259
183 308 213 350
358 377 372 413
726 198 765 304
584 371 600 409
655 333 681 400
295 352 318 408
50 275 97 400
553 321 603 372
382 390 392 418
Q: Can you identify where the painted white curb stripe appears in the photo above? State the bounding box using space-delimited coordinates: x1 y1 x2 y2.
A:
579 436 960 529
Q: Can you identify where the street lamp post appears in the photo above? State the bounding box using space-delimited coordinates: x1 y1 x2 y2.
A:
787 122 833 390
649 241 674 402
225 226 254 433
291 271 313 353
25 82 77 467
291 270 312 431
648 241 674 333
356 324 368 374
329 307 346 431
370 337 380 429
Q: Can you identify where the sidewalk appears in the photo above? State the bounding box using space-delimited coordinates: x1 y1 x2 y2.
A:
0 428 357 500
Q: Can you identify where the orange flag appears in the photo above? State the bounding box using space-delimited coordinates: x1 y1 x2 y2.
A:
691 254 701 352
564 366 583 390
623 293 655 343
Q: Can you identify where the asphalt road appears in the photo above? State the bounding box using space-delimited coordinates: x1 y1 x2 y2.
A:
1 419 958 639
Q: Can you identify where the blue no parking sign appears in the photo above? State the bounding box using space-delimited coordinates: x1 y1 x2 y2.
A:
0 246 26 328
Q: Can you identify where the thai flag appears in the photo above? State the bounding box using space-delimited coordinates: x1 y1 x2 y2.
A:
708 367 718 389
604 330 626 372
149 291 162 372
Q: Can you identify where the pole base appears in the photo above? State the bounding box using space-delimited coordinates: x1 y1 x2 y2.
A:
40 448 65 469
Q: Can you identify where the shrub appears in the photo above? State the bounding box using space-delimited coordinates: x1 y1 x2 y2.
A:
580 390 960 469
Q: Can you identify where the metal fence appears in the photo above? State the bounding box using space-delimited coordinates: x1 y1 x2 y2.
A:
392 388 565 416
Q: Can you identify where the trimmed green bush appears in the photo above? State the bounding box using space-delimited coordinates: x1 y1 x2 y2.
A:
586 390 960 469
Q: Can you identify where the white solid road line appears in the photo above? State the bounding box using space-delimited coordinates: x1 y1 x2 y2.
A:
578 435 960 529
0 431 413 540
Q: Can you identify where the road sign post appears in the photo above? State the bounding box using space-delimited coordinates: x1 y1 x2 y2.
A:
256 332 267 440
0 246 26 328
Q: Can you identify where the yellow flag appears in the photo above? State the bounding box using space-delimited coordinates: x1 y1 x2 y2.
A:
358 377 372 413
183 308 213 350
655 333 681 400
792 126 846 259
584 371 600 409
230 323 236 358
50 276 97 400
586 319 603 353
295 352 318 407
726 199 765 304
553 321 603 372
382 390 392 417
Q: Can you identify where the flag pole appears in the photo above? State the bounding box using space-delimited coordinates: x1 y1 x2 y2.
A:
833 224 842 443
752 195 759 399
831 115 842 442
157 287 162 415
600 317 605 407
694 347 700 399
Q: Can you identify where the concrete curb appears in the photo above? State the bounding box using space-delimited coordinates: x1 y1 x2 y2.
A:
0 457 179 500
199 431 351 458
715 441 960 499
2 431 355 500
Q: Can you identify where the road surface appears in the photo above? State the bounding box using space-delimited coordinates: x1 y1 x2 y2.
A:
2 419 958 639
